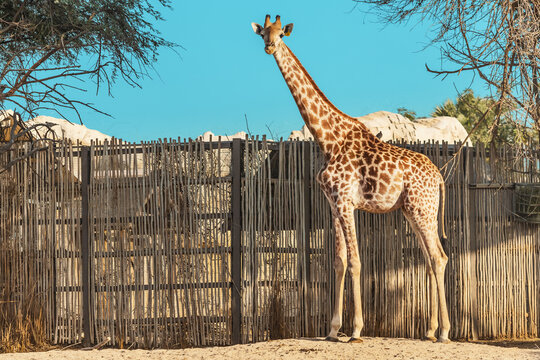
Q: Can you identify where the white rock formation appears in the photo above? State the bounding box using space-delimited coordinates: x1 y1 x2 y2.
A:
289 111 471 145
0 109 14 125
26 115 112 145
288 126 313 142
197 131 249 141
413 116 470 144
0 110 112 145
1 111 114 179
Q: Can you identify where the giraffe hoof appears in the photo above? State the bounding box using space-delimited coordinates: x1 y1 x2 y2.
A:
348 337 363 343
324 336 339 342
423 335 437 342
437 337 451 344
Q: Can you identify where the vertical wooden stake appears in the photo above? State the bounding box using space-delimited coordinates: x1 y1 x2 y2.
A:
465 147 479 340
81 146 93 346
231 139 242 344
303 141 312 336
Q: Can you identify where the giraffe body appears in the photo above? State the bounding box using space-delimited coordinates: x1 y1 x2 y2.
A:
252 15 450 343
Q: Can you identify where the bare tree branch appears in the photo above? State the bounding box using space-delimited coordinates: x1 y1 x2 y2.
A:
0 111 60 174
0 1 177 123
356 0 540 146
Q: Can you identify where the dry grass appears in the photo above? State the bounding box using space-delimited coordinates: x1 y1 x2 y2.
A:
0 166 51 353
0 237 50 353
0 287 50 352
268 234 286 340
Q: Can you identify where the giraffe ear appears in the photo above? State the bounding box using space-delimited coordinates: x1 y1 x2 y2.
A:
283 23 294 36
251 22 263 35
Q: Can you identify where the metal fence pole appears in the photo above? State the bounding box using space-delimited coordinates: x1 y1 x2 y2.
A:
81 146 92 346
231 138 242 344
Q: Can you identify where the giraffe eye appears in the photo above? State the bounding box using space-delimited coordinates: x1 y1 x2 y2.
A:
279 34 284 38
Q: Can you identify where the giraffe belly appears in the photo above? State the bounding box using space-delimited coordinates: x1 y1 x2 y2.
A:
317 166 403 213
352 181 403 214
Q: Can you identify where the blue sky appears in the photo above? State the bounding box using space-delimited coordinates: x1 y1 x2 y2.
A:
56 0 484 142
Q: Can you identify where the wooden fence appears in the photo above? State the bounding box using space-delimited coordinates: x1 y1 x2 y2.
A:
0 138 538 348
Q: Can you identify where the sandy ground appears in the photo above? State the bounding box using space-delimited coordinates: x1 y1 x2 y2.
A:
0 337 538 360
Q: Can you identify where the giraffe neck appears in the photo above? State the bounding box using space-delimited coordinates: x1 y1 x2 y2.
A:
273 43 369 155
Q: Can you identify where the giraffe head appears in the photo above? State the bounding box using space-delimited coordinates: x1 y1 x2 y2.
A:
251 15 294 55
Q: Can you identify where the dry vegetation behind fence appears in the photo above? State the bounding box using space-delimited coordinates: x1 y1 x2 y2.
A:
0 138 538 350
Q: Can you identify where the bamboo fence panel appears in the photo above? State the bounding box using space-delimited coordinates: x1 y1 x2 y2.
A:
0 142 83 345
0 139 538 348
85 139 233 348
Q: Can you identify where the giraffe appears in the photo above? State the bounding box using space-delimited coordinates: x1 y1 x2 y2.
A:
251 15 451 343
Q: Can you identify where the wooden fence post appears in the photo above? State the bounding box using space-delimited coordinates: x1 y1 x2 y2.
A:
81 146 93 346
231 138 242 344
302 141 312 336
465 146 479 340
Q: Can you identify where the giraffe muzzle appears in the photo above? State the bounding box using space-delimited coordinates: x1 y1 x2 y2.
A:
265 44 276 54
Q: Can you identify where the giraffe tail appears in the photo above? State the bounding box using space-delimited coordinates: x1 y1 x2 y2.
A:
439 181 447 240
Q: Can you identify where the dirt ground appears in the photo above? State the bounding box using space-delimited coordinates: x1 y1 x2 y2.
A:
1 337 538 360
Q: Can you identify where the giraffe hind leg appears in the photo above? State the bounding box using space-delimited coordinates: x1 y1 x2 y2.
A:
404 212 450 343
425 264 438 341
432 238 450 343
421 228 450 342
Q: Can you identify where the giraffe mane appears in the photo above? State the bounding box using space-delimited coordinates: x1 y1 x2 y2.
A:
282 44 369 132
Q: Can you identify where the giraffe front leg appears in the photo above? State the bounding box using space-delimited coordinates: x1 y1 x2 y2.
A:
348 255 363 342
326 216 347 342
425 264 439 341
340 206 363 343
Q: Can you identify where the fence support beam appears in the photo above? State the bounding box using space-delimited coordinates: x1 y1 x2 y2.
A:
81 146 92 346
231 138 242 344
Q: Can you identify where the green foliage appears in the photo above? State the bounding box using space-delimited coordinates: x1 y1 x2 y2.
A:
431 89 519 146
0 0 176 118
397 107 416 121
358 0 540 147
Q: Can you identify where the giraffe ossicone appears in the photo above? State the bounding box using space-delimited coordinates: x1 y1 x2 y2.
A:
252 15 451 343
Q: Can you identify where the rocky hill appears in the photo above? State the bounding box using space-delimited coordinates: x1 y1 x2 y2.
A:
289 111 471 145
